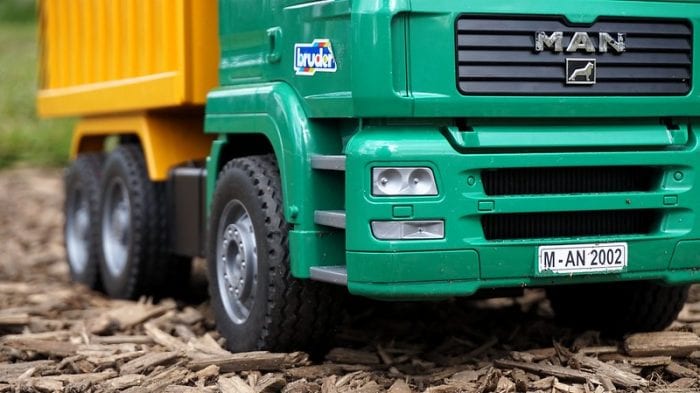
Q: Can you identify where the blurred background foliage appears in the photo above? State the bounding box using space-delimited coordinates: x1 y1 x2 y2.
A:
0 0 73 168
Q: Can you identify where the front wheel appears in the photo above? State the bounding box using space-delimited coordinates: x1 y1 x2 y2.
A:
547 281 689 335
208 155 341 352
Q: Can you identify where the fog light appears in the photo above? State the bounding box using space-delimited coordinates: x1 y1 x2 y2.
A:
372 167 438 196
371 220 445 240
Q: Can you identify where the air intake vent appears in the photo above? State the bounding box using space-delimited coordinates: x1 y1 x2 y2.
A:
456 16 692 95
481 166 659 196
482 210 657 240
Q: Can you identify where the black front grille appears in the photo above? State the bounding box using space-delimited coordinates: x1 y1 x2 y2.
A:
456 16 692 95
482 210 657 240
482 166 659 196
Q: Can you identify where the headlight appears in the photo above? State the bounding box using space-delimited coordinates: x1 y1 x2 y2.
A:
372 167 438 196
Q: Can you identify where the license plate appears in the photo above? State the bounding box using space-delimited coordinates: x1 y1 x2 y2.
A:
538 242 627 274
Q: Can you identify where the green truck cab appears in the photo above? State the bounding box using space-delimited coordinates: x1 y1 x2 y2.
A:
50 0 700 352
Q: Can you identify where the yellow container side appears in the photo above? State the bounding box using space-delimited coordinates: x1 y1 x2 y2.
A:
37 0 219 118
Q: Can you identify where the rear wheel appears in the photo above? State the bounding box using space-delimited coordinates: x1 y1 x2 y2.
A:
64 153 104 289
98 144 190 299
208 154 341 352
547 281 689 334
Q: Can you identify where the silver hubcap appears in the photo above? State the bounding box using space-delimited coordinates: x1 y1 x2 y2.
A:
102 177 131 276
66 185 90 273
217 200 258 325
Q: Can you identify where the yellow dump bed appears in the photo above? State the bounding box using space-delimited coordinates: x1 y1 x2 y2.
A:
37 0 219 117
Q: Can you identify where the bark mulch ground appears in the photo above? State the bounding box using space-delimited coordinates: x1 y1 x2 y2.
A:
2 168 700 393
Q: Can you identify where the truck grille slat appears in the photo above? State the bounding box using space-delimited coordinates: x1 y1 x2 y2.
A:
482 210 657 240
481 167 658 196
457 36 692 52
459 81 689 95
456 19 692 36
456 16 692 95
457 51 691 66
458 66 690 81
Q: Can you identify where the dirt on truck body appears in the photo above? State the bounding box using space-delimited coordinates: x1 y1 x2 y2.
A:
2 169 700 392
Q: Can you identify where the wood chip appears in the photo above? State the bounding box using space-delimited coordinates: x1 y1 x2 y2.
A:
30 370 117 384
0 313 29 326
164 386 217 393
91 335 154 345
577 346 618 356
120 351 181 375
188 334 231 357
321 376 339 393
495 375 515 393
388 379 412 393
143 322 189 353
189 351 309 373
553 381 585 393
326 348 380 365
666 361 698 378
282 378 318 393
571 354 648 388
625 332 700 357
286 364 345 380
2 338 77 357
254 373 286 393
20 378 63 392
494 359 599 385
101 374 146 390
599 353 672 367
138 366 192 392
449 369 480 384
97 301 177 331
526 347 557 361
0 360 55 382
219 376 252 393
668 377 697 389
529 376 556 390
511 368 529 392
195 364 220 382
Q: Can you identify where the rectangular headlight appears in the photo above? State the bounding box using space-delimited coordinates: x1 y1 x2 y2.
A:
372 167 438 196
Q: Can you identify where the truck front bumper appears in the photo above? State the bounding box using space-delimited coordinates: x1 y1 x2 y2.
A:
343 121 700 299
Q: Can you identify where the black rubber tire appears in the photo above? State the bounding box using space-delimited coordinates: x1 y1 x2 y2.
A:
98 144 190 299
64 153 104 289
547 281 689 335
208 154 342 352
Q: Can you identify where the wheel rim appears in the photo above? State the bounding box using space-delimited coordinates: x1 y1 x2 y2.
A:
102 177 131 276
66 184 90 274
216 200 258 325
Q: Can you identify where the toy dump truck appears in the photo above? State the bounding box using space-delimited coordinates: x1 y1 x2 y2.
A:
39 0 700 351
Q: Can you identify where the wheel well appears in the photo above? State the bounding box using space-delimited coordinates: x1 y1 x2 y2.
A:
216 133 275 174
75 133 140 155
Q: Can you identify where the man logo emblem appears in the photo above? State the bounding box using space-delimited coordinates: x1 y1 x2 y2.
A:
566 58 596 85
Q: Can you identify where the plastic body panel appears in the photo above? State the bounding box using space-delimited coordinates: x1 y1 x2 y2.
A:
205 83 347 277
214 0 700 119
206 0 700 299
74 113 214 181
37 0 219 117
343 122 700 299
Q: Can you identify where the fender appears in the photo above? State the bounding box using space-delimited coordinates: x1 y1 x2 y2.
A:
205 82 345 277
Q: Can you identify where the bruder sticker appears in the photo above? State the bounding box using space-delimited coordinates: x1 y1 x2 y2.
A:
294 39 337 76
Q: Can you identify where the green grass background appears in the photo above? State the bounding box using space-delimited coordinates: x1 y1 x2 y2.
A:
0 0 73 168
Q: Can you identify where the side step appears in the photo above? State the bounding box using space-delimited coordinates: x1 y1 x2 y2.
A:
311 155 345 171
314 210 346 229
310 266 348 286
